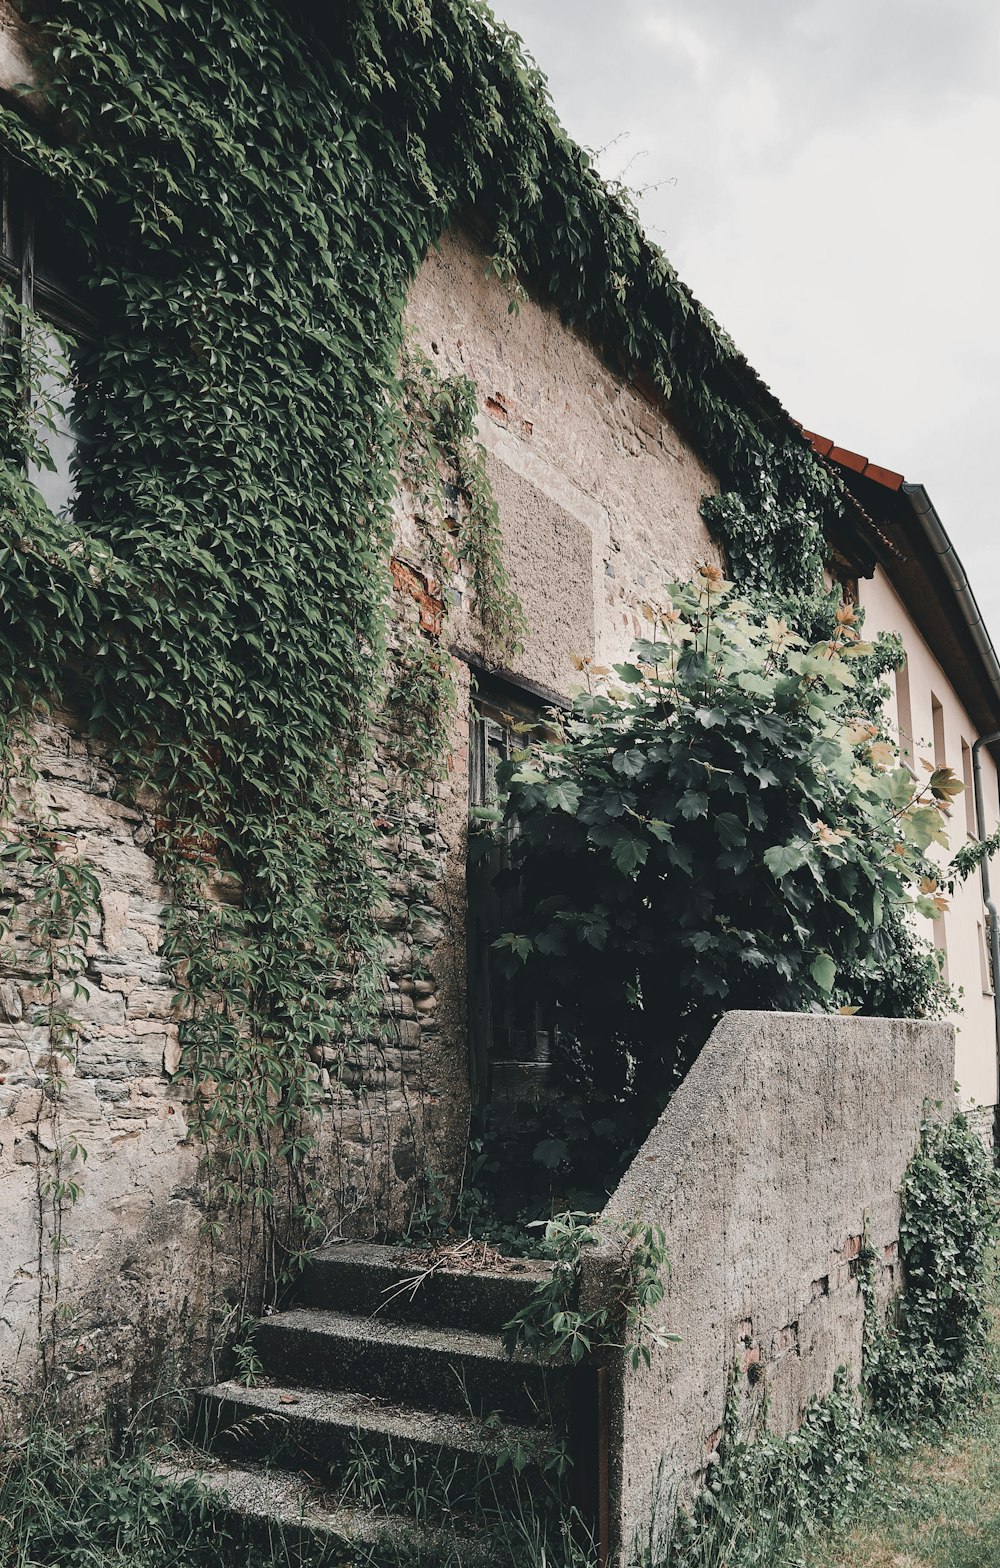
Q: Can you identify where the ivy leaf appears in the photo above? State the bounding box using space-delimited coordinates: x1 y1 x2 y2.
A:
544 780 581 813
612 748 646 777
493 933 534 962
810 953 836 992
679 790 708 821
763 841 809 879
533 1138 569 1169
614 662 645 684
646 818 673 843
611 835 648 875
714 812 746 849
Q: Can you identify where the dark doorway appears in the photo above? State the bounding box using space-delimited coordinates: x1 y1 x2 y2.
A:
466 675 559 1120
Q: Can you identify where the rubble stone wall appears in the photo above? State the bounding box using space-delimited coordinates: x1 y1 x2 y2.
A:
0 224 721 1403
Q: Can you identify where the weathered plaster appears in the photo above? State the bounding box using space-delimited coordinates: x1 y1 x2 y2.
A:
0 0 47 120
0 711 218 1405
861 566 1000 1119
405 225 722 695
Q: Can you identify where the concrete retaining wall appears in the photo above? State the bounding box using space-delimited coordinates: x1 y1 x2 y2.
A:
581 1010 955 1558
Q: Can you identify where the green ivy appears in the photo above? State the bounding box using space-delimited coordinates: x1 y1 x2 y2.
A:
398 344 526 667
866 1111 1000 1427
501 1210 678 1370
0 0 856 1302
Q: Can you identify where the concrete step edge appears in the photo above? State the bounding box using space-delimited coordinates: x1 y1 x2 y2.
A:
154 1454 504 1566
257 1307 511 1361
295 1243 553 1330
199 1378 549 1458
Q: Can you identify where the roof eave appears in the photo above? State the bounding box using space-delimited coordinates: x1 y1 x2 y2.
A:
902 481 1000 722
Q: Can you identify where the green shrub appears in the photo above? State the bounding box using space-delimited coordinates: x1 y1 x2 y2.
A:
866 1111 1000 1426
496 572 955 1104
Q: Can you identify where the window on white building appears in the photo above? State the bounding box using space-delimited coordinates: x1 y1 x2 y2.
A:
894 660 914 772
930 693 946 769
960 738 976 837
978 921 993 996
933 911 949 985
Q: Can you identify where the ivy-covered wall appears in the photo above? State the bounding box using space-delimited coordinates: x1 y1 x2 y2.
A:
0 0 863 1403
0 206 727 1402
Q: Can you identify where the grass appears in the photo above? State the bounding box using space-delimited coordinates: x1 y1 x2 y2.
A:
802 1302 1000 1568
0 1402 334 1568
802 1400 1000 1568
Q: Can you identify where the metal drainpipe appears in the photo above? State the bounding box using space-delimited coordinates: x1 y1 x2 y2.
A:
904 482 1000 1147
971 731 1000 1149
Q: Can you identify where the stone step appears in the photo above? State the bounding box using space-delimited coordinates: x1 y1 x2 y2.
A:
197 1378 551 1507
253 1307 566 1425
293 1242 552 1335
155 1454 501 1566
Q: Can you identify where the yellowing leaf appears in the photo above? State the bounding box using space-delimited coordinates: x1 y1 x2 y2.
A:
868 741 895 770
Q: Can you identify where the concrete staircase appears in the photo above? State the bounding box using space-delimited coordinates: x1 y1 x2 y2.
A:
163 1242 590 1566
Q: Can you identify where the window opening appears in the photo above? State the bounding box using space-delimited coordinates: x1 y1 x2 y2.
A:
961 738 976 836
1 155 95 518
930 693 946 770
979 921 993 996
894 659 914 772
933 909 949 986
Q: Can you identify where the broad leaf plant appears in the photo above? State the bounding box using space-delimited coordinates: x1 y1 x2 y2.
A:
495 567 959 1104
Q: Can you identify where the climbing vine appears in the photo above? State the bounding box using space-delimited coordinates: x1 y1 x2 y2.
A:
865 1111 1000 1426
501 1210 678 1370
0 718 99 1370
397 343 526 670
0 0 857 1314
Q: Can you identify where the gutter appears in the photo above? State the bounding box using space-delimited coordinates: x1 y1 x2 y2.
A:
903 483 1000 699
905 483 1000 1142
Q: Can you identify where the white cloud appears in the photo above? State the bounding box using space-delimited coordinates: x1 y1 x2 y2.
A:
488 0 1000 638
637 11 714 81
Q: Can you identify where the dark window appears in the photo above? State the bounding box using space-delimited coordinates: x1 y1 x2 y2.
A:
467 680 559 1112
1 155 95 516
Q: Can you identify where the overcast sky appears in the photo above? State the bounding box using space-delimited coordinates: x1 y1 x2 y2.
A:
488 0 1000 640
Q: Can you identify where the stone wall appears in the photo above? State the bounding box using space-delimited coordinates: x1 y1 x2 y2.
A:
0 710 214 1405
0 692 465 1404
580 1010 955 1559
405 224 722 698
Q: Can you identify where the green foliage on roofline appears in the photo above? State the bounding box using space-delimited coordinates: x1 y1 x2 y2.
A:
0 0 849 1311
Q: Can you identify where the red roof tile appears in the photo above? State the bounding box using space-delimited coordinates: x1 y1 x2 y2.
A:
801 428 833 458
828 444 868 474
803 430 905 491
